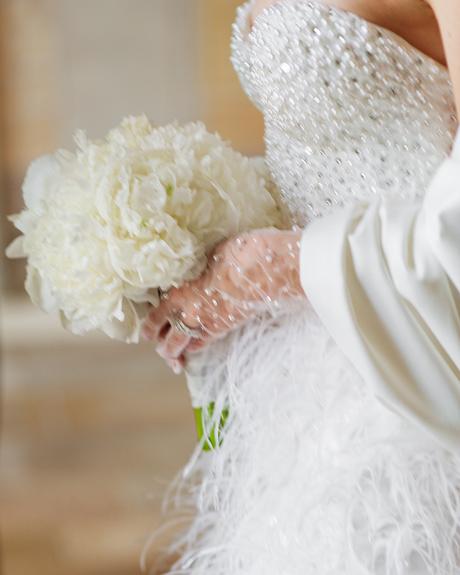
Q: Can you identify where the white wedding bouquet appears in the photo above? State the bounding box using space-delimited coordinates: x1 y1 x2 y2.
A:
7 115 283 343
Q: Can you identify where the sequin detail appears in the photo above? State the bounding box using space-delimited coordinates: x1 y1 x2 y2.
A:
231 0 457 225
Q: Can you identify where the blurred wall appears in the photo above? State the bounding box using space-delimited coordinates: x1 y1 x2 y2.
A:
54 0 201 146
0 3 264 574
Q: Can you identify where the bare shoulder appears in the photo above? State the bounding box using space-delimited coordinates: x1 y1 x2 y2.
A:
424 0 460 115
250 0 432 24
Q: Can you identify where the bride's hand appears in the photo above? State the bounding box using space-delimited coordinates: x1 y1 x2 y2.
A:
142 228 305 372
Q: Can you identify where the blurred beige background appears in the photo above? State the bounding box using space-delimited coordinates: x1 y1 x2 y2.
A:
0 1 263 574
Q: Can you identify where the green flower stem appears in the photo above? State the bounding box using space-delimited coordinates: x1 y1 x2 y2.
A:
193 403 229 451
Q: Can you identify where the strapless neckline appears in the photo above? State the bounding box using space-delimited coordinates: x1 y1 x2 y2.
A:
231 0 456 225
246 0 448 76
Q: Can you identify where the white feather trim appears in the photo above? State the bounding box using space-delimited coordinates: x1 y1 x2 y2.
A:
151 305 460 574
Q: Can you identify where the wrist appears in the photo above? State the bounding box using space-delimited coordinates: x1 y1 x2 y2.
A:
227 228 306 306
251 228 305 301
272 229 304 298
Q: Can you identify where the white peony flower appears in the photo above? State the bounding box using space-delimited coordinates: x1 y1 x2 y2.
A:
7 115 284 342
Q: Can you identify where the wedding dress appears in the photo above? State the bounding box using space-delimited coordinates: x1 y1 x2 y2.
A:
167 2 460 573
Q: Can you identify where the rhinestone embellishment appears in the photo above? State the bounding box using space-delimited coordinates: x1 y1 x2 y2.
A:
231 0 457 226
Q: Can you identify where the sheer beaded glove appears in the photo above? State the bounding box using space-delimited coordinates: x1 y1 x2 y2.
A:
142 228 305 372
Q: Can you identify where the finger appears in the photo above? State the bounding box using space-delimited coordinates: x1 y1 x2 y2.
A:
185 337 210 354
157 328 191 360
165 357 184 375
143 298 175 341
199 313 235 339
142 317 171 342
146 303 169 327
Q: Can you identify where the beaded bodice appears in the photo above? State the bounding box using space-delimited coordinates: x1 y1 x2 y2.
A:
231 0 457 225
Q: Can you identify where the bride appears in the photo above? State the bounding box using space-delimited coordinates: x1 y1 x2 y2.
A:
143 0 460 573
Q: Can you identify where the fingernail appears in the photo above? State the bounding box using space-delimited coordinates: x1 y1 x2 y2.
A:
172 361 182 375
156 344 166 358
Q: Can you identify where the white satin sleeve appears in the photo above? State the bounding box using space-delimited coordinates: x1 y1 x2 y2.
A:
300 129 460 452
